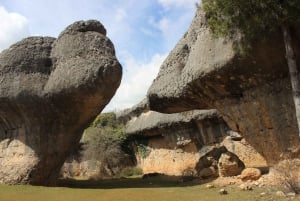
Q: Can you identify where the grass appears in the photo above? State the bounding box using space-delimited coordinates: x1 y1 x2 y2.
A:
0 177 299 201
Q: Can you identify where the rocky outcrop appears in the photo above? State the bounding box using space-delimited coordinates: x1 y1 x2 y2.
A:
148 7 300 164
124 108 228 176
118 100 262 177
0 20 122 185
118 97 267 177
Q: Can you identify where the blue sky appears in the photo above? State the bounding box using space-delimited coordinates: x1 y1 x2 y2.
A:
0 0 197 111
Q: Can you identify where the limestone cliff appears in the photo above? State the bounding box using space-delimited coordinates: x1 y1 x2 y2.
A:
0 20 122 185
118 101 266 177
148 7 300 164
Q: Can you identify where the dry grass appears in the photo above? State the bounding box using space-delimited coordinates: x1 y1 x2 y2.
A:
0 177 298 201
271 159 300 193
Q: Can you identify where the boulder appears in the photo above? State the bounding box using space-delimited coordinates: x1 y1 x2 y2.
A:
218 152 245 177
240 168 262 181
0 20 122 185
147 7 300 164
221 136 267 168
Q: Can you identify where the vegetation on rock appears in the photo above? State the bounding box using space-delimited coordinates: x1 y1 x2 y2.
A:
202 0 300 136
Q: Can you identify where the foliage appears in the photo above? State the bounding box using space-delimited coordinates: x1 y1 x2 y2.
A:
119 167 143 178
202 0 300 50
90 112 118 128
82 113 133 177
135 139 150 159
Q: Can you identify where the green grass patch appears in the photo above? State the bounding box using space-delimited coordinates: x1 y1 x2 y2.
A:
0 177 299 201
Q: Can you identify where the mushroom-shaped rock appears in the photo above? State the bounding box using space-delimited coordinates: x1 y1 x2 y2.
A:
147 7 300 164
0 20 122 185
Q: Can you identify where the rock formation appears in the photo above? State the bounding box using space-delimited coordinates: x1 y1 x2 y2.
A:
120 106 228 176
147 7 300 164
0 20 122 185
118 100 265 177
218 152 244 177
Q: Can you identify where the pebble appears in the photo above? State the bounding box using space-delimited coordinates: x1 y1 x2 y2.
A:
239 183 253 191
260 192 266 196
276 191 286 197
219 188 228 195
286 192 296 197
205 184 215 189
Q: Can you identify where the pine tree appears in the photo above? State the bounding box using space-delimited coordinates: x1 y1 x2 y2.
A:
202 0 300 136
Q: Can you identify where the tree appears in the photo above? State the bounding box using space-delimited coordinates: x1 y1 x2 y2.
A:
202 0 300 135
82 113 134 177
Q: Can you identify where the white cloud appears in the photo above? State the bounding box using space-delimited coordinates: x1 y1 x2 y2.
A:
158 0 198 9
103 53 167 112
0 6 29 52
115 8 127 22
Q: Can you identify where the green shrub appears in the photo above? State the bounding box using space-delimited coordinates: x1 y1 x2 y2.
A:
80 113 134 177
120 167 143 178
135 139 150 159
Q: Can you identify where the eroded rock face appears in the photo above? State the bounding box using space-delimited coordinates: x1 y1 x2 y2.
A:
148 7 300 164
0 20 122 185
218 152 244 177
118 101 229 176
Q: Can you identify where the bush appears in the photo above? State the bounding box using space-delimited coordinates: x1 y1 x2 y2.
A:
273 159 300 193
81 113 135 177
119 167 143 178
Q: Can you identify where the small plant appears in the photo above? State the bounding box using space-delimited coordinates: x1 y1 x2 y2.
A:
119 167 143 178
136 141 150 159
80 113 134 178
273 159 300 193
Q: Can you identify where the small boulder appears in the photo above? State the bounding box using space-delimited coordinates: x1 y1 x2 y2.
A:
218 152 245 177
219 188 228 195
239 183 253 191
276 191 286 197
240 168 262 181
205 184 215 189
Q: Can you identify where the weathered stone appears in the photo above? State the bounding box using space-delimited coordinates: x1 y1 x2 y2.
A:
205 183 215 189
240 168 262 181
147 7 300 164
219 188 228 195
0 20 122 185
196 146 227 178
239 183 253 191
218 152 245 177
117 100 230 176
276 191 286 197
116 98 149 124
221 136 267 168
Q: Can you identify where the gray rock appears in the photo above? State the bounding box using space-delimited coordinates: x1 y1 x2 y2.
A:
125 109 226 139
147 7 300 164
116 98 149 124
0 20 122 185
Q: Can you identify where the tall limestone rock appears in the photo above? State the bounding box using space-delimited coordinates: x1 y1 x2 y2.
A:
148 7 300 165
0 20 122 185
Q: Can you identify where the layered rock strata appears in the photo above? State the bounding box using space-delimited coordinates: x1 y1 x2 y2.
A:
124 108 228 176
0 20 122 185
